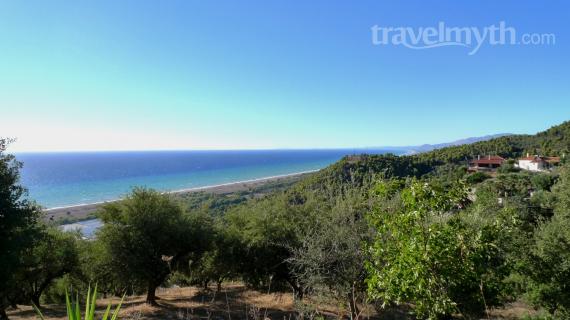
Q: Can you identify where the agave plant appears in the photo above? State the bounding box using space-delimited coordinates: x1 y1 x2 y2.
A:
33 284 124 320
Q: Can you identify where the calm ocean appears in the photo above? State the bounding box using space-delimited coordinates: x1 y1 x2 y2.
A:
16 149 402 209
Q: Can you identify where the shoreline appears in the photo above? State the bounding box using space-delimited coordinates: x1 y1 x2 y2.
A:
45 170 317 222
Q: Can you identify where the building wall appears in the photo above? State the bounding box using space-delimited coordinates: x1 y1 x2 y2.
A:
518 160 533 171
518 160 544 172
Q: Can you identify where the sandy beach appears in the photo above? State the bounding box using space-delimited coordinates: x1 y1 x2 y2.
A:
45 170 315 223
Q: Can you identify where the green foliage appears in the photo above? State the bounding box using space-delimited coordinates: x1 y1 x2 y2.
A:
465 171 491 185
288 190 372 319
531 173 557 192
525 213 570 318
366 180 512 319
0 138 43 317
34 285 124 320
521 165 570 317
17 228 80 307
177 176 301 217
97 188 214 305
413 121 570 164
185 220 241 291
498 162 521 174
223 191 310 294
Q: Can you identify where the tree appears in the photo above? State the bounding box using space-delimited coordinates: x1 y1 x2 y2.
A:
525 213 570 317
288 190 371 320
18 228 80 307
0 139 43 320
187 220 240 292
224 188 325 300
366 180 512 319
97 188 213 305
522 164 570 317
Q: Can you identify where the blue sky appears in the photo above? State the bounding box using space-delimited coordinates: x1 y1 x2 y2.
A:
1 1 569 151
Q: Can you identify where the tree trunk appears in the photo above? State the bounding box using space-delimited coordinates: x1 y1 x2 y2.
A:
0 308 8 320
292 287 304 301
31 294 41 308
216 280 222 293
146 283 158 306
286 278 304 301
203 280 209 290
348 289 360 320
348 297 359 320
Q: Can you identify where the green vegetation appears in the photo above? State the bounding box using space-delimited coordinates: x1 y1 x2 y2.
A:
0 139 44 320
19 228 80 307
3 121 570 319
521 166 570 318
366 180 513 318
97 188 214 305
33 285 124 320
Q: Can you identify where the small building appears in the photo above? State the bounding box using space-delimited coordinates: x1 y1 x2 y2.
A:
517 154 561 172
468 155 505 172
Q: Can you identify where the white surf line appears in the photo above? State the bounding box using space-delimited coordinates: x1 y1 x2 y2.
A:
45 169 319 211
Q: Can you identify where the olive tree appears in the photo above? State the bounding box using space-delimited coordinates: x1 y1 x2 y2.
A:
288 191 372 320
98 188 213 305
18 228 80 307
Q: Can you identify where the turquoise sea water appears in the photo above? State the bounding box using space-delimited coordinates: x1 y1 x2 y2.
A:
17 149 401 209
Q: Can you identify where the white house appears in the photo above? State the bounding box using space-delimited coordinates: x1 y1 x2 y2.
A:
517 154 561 172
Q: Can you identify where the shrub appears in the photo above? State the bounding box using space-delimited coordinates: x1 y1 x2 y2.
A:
34 285 124 320
366 180 512 319
466 171 491 184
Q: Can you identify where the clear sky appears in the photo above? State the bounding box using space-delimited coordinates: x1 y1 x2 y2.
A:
1 1 569 151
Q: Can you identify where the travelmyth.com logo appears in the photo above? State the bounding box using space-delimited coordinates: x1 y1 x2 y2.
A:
371 21 555 55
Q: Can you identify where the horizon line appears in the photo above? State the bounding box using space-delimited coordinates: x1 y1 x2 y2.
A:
11 146 409 154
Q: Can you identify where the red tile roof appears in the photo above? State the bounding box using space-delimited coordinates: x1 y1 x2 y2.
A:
545 157 561 163
470 156 505 165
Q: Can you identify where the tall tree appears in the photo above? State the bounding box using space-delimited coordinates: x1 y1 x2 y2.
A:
98 188 213 305
0 139 42 320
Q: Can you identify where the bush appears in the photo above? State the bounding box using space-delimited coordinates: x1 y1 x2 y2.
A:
466 171 491 184
366 180 512 319
531 173 557 192
523 213 570 317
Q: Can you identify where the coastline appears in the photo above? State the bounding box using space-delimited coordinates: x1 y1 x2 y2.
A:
45 170 317 222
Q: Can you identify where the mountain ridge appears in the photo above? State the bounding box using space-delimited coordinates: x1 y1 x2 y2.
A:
374 133 513 155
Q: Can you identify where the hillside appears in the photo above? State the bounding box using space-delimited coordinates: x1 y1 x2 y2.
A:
417 120 570 164
388 133 512 154
297 121 569 189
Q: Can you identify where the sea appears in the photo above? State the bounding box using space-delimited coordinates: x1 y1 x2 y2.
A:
17 149 403 209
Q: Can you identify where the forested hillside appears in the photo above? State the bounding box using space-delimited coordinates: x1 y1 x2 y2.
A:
301 120 570 189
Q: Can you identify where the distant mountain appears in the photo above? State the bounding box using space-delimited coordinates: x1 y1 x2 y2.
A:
381 133 513 155
405 133 513 154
